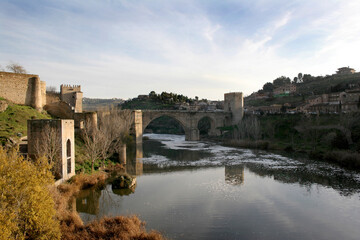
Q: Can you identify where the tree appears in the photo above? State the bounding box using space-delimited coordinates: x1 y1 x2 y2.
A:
302 74 314 83
149 91 156 99
33 125 62 179
0 147 61 239
81 120 103 172
81 109 135 172
262 82 274 92
6 62 27 74
298 73 303 82
97 109 134 166
237 115 261 140
0 64 4 71
273 76 291 87
46 86 58 93
292 77 298 84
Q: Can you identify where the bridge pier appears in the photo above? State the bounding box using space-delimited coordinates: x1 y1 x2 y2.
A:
134 110 143 144
185 128 200 141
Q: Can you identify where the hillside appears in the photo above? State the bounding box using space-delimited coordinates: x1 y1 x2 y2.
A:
121 98 177 110
296 73 360 96
0 100 51 144
83 97 125 111
245 72 360 107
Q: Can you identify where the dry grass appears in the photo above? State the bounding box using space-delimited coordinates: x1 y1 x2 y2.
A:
51 171 166 240
60 215 164 240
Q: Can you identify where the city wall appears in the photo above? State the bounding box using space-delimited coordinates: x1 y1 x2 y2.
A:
0 71 46 110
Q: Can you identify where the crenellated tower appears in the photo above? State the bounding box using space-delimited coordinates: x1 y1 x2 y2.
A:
60 84 83 113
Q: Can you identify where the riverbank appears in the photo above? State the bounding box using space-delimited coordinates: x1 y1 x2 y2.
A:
219 113 360 170
222 138 360 170
53 171 166 240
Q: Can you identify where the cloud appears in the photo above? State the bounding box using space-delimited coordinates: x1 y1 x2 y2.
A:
0 0 359 99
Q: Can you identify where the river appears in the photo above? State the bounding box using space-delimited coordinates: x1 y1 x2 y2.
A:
77 134 360 240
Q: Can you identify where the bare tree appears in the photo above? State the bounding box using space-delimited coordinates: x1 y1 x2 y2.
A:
6 62 27 74
97 109 134 165
81 109 135 172
81 119 103 172
237 115 261 140
46 86 58 93
33 125 62 178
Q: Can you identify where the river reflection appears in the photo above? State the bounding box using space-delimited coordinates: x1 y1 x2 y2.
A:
77 134 360 240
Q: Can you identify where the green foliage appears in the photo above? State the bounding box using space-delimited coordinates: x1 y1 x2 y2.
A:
121 90 198 110
273 76 291 87
82 97 124 111
0 147 61 240
246 72 360 107
121 97 176 110
0 102 51 143
296 72 360 96
245 95 303 107
262 82 274 92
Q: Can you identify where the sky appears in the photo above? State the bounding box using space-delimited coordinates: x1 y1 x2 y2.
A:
0 0 360 100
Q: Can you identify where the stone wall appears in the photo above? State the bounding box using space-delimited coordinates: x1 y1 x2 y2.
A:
46 92 61 104
27 119 75 183
60 84 83 113
44 101 74 119
0 71 46 110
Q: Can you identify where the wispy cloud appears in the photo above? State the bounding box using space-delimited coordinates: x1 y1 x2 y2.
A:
0 0 359 99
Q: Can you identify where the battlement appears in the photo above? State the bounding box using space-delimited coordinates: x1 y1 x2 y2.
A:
60 84 83 113
60 84 81 93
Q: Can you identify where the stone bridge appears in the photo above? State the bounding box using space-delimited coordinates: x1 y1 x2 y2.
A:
132 92 244 143
142 110 232 141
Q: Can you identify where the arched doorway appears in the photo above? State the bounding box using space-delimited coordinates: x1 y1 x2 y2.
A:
66 139 71 174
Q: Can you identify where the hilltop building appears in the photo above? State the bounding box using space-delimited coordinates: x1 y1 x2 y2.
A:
336 67 356 75
273 84 296 95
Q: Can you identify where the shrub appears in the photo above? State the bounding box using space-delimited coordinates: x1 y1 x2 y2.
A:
0 147 60 240
324 151 360 169
60 215 165 240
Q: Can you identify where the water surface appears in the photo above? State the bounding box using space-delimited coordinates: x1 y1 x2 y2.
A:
77 134 360 240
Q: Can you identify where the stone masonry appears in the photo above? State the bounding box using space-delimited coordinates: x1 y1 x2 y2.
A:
27 119 75 184
0 71 46 111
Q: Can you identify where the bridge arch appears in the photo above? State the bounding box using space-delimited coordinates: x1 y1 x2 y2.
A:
143 114 187 135
197 116 216 136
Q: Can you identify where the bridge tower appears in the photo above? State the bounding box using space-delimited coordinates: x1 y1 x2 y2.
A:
224 92 244 125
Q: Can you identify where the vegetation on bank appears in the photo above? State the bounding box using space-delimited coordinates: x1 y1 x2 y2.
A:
0 147 61 240
225 113 360 169
0 101 51 144
53 169 166 240
0 146 165 240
